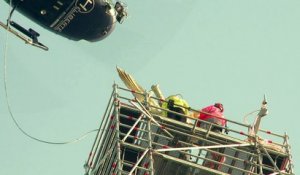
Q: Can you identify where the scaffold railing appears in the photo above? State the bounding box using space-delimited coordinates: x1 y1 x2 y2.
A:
84 84 294 175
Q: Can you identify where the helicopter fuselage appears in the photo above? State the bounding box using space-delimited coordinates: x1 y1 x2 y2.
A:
4 0 118 41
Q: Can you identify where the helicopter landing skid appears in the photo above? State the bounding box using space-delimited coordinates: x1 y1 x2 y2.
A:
0 21 48 51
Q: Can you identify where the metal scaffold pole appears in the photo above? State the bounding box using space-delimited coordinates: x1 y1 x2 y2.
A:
284 132 294 174
145 92 155 175
113 83 122 175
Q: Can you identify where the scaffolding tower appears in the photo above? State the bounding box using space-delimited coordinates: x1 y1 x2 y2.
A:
84 84 294 175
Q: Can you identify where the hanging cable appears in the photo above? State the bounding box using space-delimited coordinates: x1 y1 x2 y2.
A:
2 0 101 145
243 109 260 125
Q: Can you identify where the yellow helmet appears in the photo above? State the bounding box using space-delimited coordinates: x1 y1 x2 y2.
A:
162 95 189 117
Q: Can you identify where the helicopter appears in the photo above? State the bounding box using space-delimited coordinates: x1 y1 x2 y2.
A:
0 0 127 51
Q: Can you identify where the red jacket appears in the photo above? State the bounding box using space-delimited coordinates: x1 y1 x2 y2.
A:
198 105 226 127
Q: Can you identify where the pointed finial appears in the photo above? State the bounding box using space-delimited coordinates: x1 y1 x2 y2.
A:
263 94 267 105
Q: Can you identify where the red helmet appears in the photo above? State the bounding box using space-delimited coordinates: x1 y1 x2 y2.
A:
214 103 224 112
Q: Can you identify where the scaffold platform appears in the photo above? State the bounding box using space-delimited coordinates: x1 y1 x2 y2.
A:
84 84 294 175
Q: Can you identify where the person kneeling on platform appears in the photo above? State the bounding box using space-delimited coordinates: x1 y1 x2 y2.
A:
161 95 190 147
160 95 191 174
162 95 189 123
197 103 227 133
197 103 227 170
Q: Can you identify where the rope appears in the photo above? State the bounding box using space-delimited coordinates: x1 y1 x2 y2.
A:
243 110 260 125
2 0 99 145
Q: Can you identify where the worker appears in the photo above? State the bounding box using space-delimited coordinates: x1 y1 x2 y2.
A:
197 103 227 133
160 95 190 174
161 95 190 123
197 103 227 170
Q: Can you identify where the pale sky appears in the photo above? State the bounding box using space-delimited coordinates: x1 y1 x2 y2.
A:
0 0 299 174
